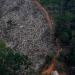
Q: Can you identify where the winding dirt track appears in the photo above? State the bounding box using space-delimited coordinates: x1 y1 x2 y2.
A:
34 0 54 38
42 39 60 75
34 0 61 75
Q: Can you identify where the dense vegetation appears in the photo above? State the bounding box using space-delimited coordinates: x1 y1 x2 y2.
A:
45 53 54 64
38 0 75 75
0 41 32 75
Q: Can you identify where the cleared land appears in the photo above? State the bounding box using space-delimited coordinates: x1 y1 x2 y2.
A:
0 0 57 72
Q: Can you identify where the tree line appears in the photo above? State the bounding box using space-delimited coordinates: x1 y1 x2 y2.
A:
0 41 32 75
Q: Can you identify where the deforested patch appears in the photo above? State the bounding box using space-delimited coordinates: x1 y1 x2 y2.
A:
0 0 57 74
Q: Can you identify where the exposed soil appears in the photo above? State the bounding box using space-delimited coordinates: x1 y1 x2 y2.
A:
34 0 61 75
0 0 57 74
42 39 60 75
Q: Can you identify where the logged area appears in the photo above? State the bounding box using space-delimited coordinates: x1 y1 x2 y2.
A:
34 1 61 75
0 0 75 75
0 0 57 75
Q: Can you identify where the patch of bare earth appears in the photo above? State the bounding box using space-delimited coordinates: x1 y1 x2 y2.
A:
0 0 57 74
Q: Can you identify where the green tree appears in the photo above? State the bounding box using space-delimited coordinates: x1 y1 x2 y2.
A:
57 51 65 62
7 19 13 25
70 37 75 48
62 12 75 28
71 66 75 75
5 52 32 71
45 53 54 64
0 41 32 74
59 32 69 43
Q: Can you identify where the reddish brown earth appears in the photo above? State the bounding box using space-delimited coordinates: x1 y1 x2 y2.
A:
42 39 60 75
34 0 61 75
34 0 54 38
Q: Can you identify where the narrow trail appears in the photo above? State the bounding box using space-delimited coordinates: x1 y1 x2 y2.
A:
42 39 60 75
34 0 54 38
34 0 61 75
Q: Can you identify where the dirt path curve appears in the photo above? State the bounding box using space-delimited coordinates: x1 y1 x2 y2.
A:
34 0 54 38
42 39 60 75
34 0 61 75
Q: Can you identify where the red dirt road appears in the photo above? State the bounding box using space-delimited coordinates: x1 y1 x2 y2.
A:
42 39 60 75
34 0 61 75
34 0 54 38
